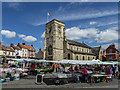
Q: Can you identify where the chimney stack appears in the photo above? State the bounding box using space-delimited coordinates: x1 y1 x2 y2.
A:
17 43 20 46
39 48 41 51
22 43 25 45
109 44 115 48
103 50 106 57
0 41 1 49
10 43 14 47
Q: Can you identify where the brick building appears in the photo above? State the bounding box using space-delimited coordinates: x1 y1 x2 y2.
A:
0 41 36 59
36 48 44 59
105 44 119 61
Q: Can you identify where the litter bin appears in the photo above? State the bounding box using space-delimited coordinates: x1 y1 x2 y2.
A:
14 73 20 80
35 74 44 84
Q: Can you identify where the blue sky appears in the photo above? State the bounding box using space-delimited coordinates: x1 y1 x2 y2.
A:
1 2 118 52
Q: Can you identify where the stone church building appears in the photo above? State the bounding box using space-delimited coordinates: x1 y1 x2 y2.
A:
44 19 103 61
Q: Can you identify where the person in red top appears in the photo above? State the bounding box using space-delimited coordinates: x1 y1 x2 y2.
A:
28 64 30 67
54 64 56 72
32 64 35 68
83 66 88 83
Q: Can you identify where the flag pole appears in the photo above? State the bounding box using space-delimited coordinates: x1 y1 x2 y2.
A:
47 12 48 23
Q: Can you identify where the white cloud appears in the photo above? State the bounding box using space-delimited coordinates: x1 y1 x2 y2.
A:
2 0 119 2
6 2 20 10
41 32 45 38
18 33 37 42
34 9 118 26
60 11 118 21
22 36 37 42
65 27 98 40
1 30 16 38
96 27 118 43
18 34 26 38
90 21 97 25
33 21 46 26
41 26 118 44
97 21 118 27
88 41 93 43
81 0 88 2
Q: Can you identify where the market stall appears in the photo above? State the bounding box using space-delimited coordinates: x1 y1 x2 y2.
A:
1 58 118 85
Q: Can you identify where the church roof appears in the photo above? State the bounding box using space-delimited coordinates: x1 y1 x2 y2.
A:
67 39 92 49
2 45 15 52
68 49 96 55
92 46 101 55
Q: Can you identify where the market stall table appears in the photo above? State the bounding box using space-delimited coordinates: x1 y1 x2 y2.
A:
91 74 108 83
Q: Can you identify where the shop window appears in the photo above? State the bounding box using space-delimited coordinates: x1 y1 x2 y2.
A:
87 49 89 52
9 52 10 55
76 56 78 60
82 49 84 52
12 52 14 55
83 56 85 60
77 48 78 51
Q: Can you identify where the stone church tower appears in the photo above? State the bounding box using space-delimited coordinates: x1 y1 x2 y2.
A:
44 19 65 60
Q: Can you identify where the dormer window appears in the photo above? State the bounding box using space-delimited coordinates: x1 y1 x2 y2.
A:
29 48 31 50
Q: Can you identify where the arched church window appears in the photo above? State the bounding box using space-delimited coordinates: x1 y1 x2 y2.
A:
68 53 70 60
48 45 52 55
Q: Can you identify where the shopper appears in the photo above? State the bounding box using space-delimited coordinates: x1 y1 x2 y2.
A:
83 66 88 83
115 65 118 78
